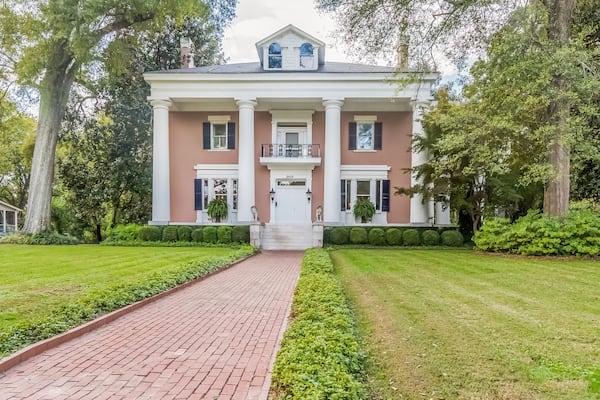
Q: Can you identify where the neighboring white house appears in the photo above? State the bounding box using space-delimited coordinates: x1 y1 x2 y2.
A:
0 200 21 235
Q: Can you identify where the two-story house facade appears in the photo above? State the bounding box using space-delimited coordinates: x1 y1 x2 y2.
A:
144 25 450 248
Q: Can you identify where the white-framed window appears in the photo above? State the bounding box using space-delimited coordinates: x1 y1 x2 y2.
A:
212 123 227 150
356 180 371 202
341 179 390 212
356 122 375 150
268 42 282 69
194 177 238 211
300 42 314 69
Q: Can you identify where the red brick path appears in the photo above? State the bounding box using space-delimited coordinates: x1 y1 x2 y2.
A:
0 251 303 400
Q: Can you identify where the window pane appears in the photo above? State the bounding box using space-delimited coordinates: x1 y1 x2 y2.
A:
357 180 370 195
232 179 238 210
346 180 351 210
214 179 227 201
203 179 209 209
269 55 282 68
268 43 281 54
212 123 227 149
357 122 374 150
300 43 313 55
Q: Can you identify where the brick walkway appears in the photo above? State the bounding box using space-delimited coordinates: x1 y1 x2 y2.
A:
0 251 303 400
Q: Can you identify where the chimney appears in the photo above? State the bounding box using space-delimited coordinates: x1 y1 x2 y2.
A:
397 38 409 71
180 37 194 69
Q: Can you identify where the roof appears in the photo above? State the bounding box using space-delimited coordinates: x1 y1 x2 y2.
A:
150 61 400 75
0 200 22 212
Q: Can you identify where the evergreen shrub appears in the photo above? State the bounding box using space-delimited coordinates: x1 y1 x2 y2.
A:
138 226 161 242
191 228 203 243
177 226 193 242
368 228 386 246
330 227 350 245
441 230 464 247
107 224 142 242
385 228 402 245
350 227 368 244
162 226 178 242
231 225 250 243
203 226 218 244
217 226 232 244
422 230 440 246
402 229 420 246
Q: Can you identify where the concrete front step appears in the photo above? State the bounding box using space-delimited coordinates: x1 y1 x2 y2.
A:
262 224 314 250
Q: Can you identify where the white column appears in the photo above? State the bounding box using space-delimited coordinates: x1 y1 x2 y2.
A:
323 99 344 224
435 201 451 225
150 99 172 224
14 211 18 231
236 99 257 223
410 99 432 224
2 210 5 234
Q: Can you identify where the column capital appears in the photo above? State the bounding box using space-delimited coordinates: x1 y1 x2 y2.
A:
236 99 257 109
410 97 432 109
150 98 172 109
322 99 344 109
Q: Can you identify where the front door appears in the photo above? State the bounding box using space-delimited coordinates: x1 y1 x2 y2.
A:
274 179 308 224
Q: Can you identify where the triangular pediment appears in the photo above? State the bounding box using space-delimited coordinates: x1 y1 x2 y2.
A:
255 24 326 70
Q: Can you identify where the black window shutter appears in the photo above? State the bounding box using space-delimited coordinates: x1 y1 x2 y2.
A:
341 180 346 211
374 122 383 150
227 122 235 150
202 122 211 149
194 179 203 210
348 122 357 150
382 179 390 212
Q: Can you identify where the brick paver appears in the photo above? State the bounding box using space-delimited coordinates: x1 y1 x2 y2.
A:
0 251 303 400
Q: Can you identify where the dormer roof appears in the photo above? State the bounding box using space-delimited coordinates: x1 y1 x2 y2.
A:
255 24 326 68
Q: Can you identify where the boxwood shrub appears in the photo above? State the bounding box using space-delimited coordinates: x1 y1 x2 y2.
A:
162 226 178 242
138 226 161 242
203 226 218 244
177 226 193 242
368 228 386 246
231 225 250 243
330 227 350 245
441 230 464 247
106 224 142 242
349 227 368 244
191 228 203 243
270 249 366 399
386 228 402 246
217 226 232 244
422 230 440 246
402 228 420 246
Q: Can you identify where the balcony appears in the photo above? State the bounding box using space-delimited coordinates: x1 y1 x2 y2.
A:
259 144 322 169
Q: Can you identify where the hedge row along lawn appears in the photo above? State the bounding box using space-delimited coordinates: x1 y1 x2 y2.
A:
332 249 600 400
270 249 366 399
0 245 255 358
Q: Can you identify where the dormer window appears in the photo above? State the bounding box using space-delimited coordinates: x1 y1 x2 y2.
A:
268 43 282 69
300 43 314 69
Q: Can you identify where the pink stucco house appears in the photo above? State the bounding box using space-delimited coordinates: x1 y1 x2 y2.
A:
144 25 450 249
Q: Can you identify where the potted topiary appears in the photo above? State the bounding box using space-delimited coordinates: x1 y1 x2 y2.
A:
207 198 228 223
353 198 376 223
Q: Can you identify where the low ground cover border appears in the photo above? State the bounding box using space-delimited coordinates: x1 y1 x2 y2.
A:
270 248 366 399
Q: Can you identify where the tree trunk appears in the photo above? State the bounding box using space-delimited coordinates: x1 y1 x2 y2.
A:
542 0 576 217
22 40 77 234
95 222 103 243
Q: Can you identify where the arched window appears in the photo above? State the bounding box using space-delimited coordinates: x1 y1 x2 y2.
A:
268 43 282 69
300 42 314 68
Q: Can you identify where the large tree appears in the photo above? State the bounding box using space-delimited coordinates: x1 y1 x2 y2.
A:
0 0 210 234
319 0 582 216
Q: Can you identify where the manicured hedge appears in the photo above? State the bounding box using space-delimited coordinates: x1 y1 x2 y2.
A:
0 246 256 357
177 226 193 242
474 209 600 256
270 249 366 399
106 224 142 242
191 228 203 243
138 226 161 242
441 230 464 247
422 230 440 246
350 227 368 244
162 226 178 242
217 226 232 244
368 228 386 246
203 226 218 244
331 227 350 245
232 225 250 243
402 229 420 246
386 228 402 245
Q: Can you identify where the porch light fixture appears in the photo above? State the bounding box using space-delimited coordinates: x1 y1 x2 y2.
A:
270 188 276 202
306 188 312 203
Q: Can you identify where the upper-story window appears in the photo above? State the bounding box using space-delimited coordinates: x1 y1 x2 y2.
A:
268 43 282 69
203 119 235 150
357 122 375 150
349 119 383 151
300 42 314 69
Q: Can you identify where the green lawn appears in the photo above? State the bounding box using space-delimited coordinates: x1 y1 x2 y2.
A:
0 245 241 330
331 249 600 400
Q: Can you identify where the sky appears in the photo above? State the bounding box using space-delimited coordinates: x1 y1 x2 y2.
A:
222 0 354 64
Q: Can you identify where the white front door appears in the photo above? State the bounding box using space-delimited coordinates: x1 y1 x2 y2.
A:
274 179 308 224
